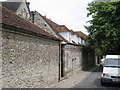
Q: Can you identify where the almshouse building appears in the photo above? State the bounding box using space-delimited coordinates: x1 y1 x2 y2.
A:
30 12 96 78
0 0 98 88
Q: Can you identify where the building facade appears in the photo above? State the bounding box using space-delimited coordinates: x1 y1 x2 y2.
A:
2 0 31 20
30 11 58 38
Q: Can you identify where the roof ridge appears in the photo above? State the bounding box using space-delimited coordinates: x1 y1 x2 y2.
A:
74 31 88 36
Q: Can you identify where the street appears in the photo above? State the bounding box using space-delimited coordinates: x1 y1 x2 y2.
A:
72 66 120 89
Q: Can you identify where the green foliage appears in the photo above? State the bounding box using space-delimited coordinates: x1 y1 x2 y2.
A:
85 1 120 56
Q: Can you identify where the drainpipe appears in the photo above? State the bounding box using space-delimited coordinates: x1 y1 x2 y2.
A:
58 42 62 81
32 12 34 23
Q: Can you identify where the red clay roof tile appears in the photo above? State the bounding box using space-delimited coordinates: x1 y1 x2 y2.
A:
74 31 88 40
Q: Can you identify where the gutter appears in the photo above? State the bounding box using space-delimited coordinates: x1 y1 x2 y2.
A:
25 0 32 16
62 42 84 47
1 23 61 42
58 42 62 81
31 12 34 23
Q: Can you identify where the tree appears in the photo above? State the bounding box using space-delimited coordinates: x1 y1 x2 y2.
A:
85 1 120 56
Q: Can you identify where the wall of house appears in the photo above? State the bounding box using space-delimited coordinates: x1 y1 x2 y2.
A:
61 45 96 78
81 39 83 45
71 35 78 44
81 39 85 45
78 37 84 45
2 30 60 88
78 37 82 44
16 1 30 19
32 12 58 38
83 40 86 45
59 32 71 42
0 30 2 90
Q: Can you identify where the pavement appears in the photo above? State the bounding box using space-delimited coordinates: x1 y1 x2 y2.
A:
49 65 100 88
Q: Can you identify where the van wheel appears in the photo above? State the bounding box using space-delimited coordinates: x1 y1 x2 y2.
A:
101 79 105 86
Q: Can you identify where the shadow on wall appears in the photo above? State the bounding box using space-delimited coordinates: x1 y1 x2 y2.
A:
81 47 96 70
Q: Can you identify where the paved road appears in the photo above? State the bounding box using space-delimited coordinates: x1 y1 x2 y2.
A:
72 66 120 89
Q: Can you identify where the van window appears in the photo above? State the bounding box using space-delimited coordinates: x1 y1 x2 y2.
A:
104 59 120 67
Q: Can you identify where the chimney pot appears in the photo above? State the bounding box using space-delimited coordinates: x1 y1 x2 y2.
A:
28 2 30 6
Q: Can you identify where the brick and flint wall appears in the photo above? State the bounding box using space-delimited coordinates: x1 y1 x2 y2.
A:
1 29 60 88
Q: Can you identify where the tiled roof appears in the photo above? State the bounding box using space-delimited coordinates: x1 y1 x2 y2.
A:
55 25 70 33
72 40 77 45
43 17 82 45
44 17 87 40
42 16 83 46
74 31 88 40
43 17 70 33
0 6 61 41
41 16 71 43
2 1 22 12
42 16 59 28
70 30 76 35
30 11 86 45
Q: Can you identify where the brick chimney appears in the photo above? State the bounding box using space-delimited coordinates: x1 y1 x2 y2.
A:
27 2 30 7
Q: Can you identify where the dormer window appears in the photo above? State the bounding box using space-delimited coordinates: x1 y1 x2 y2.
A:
21 9 27 19
18 14 21 16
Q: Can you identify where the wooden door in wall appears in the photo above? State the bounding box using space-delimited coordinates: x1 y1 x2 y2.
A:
72 58 76 73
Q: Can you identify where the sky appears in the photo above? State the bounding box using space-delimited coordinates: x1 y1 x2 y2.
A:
27 0 93 35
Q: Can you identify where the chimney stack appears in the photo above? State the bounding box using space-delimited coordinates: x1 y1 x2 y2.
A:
27 2 30 6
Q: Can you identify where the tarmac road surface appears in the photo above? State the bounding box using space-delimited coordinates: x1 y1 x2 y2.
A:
72 66 120 89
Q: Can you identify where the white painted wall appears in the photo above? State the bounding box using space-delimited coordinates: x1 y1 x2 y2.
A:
81 39 85 45
81 39 83 45
78 38 82 44
83 40 86 45
69 32 72 43
59 32 86 45
59 32 70 42
71 34 78 44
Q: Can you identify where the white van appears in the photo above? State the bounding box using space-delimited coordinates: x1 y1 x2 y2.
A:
101 55 120 85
